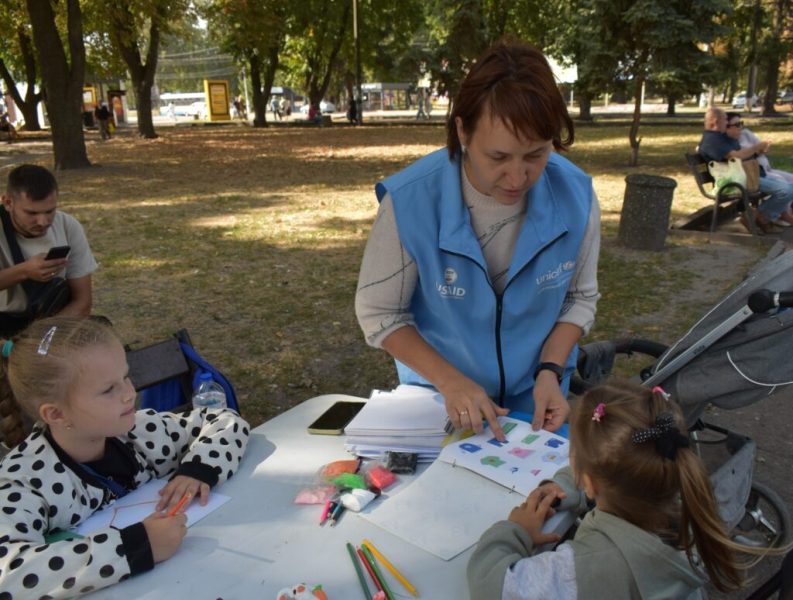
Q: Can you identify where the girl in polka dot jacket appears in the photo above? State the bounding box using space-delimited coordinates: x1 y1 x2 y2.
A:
0 317 250 599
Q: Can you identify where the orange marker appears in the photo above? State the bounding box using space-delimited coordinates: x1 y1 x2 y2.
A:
167 493 191 517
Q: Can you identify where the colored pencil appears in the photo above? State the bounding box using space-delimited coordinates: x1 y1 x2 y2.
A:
356 547 383 593
346 542 373 600
329 502 345 527
319 500 332 525
167 493 191 517
362 538 419 597
361 544 395 600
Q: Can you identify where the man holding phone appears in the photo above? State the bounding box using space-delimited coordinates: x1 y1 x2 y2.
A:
0 164 97 336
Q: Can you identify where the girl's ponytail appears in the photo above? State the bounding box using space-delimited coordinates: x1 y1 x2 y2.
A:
676 449 743 591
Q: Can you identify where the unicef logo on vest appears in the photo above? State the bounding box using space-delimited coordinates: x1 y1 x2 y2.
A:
437 267 466 299
536 260 576 289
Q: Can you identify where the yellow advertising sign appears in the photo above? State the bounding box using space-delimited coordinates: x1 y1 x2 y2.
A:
203 80 231 121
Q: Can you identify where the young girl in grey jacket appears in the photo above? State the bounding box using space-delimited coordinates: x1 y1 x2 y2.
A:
468 381 764 599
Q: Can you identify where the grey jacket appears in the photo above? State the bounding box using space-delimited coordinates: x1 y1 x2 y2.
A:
468 467 706 600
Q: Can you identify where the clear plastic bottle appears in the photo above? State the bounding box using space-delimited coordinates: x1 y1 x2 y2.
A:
191 372 227 410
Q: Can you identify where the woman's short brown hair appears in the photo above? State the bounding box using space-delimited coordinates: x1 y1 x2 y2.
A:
446 41 574 158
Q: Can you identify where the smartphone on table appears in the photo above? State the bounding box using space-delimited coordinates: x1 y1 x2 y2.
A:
45 245 71 260
307 401 366 435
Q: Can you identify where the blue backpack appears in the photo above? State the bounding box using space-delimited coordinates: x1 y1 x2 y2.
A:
131 331 239 414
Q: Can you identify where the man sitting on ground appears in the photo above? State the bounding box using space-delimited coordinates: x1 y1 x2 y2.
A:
699 107 793 233
0 164 97 336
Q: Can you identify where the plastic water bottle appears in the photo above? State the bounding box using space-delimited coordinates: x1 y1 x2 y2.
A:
191 373 227 410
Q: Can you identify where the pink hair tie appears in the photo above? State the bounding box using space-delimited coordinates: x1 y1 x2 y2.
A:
652 386 671 402
592 403 606 422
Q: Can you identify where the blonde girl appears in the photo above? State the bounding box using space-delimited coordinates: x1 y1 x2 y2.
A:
0 317 249 598
468 380 770 599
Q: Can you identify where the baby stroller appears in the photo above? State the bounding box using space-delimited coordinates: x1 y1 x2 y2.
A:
572 249 793 555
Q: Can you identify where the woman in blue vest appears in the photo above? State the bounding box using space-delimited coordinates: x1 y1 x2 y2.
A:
355 41 601 438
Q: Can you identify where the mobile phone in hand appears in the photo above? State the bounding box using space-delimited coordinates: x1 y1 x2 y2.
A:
45 245 71 260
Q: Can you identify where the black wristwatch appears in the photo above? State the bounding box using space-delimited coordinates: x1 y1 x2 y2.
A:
534 362 564 383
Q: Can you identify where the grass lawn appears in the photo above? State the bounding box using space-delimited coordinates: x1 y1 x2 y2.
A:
44 116 788 427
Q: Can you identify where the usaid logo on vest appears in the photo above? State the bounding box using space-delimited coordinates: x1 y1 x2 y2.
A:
436 267 466 298
536 261 576 290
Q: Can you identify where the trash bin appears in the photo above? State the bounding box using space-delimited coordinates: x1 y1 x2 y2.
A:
618 174 677 251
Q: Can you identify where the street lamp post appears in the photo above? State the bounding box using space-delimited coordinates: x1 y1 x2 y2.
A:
353 0 363 124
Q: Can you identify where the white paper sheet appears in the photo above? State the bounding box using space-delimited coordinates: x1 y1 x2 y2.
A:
74 478 231 536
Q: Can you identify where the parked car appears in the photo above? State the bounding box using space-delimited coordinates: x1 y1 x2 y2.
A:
298 100 337 114
732 92 759 109
778 88 793 104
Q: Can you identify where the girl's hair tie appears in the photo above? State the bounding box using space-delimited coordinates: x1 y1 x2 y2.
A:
631 412 690 460
652 386 671 402
1 339 13 358
592 403 606 422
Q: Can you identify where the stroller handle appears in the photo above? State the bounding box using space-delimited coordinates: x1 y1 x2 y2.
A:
747 289 793 313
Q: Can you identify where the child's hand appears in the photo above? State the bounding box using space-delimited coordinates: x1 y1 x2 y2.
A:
508 488 562 546
143 511 187 563
535 481 566 506
156 475 210 512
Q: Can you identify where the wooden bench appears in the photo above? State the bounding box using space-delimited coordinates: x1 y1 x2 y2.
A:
684 152 766 235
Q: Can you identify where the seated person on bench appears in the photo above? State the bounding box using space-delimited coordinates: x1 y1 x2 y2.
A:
699 107 793 232
0 164 97 336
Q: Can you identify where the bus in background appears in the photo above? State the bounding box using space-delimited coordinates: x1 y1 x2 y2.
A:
159 92 206 119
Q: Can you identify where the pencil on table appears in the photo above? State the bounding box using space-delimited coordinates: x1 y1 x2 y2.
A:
361 544 395 600
346 542 373 600
362 538 419 597
356 547 383 594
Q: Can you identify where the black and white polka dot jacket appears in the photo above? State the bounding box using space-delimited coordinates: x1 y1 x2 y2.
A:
0 407 250 599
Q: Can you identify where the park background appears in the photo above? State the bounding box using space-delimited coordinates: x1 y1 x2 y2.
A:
2 0 793 595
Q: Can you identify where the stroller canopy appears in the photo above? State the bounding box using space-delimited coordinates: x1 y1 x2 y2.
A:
649 249 793 424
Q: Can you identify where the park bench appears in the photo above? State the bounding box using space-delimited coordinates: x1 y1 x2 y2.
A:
685 152 767 235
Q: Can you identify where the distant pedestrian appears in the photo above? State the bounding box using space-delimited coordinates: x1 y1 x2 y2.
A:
415 89 427 120
347 98 358 124
94 102 112 140
271 97 282 121
280 96 289 120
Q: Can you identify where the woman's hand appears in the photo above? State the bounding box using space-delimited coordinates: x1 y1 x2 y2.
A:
531 371 571 432
508 487 562 546
142 512 188 563
439 374 510 440
156 475 210 512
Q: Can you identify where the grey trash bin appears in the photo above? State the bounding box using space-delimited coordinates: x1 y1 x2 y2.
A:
618 174 677 251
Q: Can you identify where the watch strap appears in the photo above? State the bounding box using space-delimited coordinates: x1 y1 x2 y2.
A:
535 361 564 383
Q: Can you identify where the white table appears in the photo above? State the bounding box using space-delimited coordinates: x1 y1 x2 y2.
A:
89 394 568 599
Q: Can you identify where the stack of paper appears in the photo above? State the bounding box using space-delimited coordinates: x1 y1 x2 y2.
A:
344 384 452 462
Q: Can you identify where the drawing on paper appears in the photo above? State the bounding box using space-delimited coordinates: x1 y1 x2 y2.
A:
438 416 570 496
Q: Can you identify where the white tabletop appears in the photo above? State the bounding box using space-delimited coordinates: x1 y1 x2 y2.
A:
88 394 481 599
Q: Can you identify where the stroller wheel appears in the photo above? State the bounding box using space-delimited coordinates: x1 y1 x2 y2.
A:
733 482 792 548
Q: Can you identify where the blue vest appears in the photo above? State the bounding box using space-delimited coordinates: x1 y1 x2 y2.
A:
375 148 592 412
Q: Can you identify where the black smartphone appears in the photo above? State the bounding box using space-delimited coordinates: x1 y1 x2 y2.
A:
307 401 366 435
45 245 71 260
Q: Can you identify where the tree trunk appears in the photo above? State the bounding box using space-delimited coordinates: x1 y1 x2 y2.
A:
304 2 350 110
577 93 593 121
26 0 90 169
249 53 268 128
0 27 43 130
628 75 644 167
260 43 280 124
109 1 159 138
760 0 787 117
666 96 676 116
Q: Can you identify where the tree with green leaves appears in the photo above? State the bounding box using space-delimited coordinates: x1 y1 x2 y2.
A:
0 0 43 130
91 0 191 138
284 0 351 113
201 0 287 128
26 0 90 169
